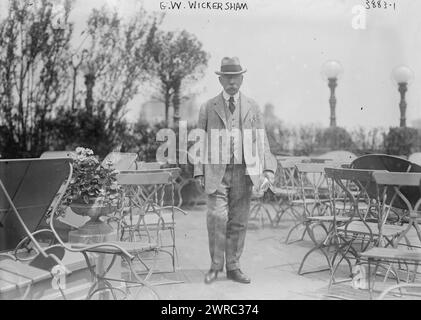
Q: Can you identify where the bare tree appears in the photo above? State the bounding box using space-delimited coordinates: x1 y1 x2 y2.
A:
149 29 209 127
70 6 159 143
0 0 73 157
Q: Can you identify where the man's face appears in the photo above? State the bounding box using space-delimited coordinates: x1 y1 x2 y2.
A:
219 74 243 96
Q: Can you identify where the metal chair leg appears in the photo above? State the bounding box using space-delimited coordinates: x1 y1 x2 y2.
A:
298 222 333 275
285 221 307 244
123 255 159 300
298 244 332 275
378 283 421 300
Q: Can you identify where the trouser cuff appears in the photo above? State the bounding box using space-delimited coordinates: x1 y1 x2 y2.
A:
226 262 240 272
210 263 224 272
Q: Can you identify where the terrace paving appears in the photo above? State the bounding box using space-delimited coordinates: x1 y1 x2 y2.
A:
133 203 421 300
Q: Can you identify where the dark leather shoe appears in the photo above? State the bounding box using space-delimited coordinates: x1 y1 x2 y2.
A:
204 270 219 284
227 269 251 284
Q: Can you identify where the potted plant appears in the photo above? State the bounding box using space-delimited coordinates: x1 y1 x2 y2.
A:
61 147 122 235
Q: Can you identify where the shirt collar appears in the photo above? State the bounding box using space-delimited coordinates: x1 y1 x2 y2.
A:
222 91 240 103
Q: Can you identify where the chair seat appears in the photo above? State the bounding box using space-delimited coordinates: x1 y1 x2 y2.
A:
0 259 52 294
361 247 421 262
271 187 298 196
291 199 330 205
307 216 350 222
338 221 406 237
251 191 265 199
303 187 330 198
70 241 158 254
333 201 369 211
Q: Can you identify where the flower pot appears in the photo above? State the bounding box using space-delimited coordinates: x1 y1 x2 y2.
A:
69 198 117 236
70 198 116 221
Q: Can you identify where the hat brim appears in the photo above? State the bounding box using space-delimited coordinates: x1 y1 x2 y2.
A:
215 69 247 76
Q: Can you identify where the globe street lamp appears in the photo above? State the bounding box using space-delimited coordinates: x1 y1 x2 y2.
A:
392 65 414 127
322 60 343 127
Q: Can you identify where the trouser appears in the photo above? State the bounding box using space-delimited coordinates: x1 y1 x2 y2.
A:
206 163 253 272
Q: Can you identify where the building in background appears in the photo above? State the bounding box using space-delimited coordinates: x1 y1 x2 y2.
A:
139 94 200 126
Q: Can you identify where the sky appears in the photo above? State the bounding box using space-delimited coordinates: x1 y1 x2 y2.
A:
1 0 421 129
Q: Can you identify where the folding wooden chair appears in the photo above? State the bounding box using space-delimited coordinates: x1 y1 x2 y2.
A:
284 162 341 245
352 154 421 224
323 168 380 288
0 158 71 300
130 160 191 214
323 168 415 299
360 172 421 299
289 163 363 276
116 169 183 275
271 159 301 225
272 158 342 226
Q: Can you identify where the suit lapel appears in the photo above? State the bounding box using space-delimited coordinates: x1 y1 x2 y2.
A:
214 93 227 128
240 93 252 127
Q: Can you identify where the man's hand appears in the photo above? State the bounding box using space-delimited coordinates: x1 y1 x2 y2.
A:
264 171 275 185
259 171 275 192
195 175 205 190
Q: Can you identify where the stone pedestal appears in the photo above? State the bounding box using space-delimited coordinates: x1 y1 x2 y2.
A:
69 219 122 300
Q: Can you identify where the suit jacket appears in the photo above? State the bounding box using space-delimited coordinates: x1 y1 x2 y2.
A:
194 92 277 194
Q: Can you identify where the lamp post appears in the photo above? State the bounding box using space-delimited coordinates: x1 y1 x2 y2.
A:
322 60 343 127
392 65 413 128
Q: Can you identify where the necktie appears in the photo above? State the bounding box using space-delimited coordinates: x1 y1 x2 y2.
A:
228 96 235 114
228 96 238 162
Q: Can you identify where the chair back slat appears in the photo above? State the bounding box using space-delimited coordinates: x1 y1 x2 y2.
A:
372 171 421 214
102 152 138 171
138 162 162 170
301 158 333 164
352 154 421 173
351 154 421 210
373 172 421 187
276 156 306 162
324 168 379 182
295 162 341 174
40 151 75 159
370 171 421 246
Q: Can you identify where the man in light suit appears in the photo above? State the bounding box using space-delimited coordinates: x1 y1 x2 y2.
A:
194 57 277 284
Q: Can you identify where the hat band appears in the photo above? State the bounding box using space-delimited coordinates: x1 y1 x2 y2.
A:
220 64 243 73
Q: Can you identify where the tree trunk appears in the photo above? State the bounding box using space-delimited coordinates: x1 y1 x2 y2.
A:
84 73 95 115
172 81 181 128
165 89 171 126
71 67 77 111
